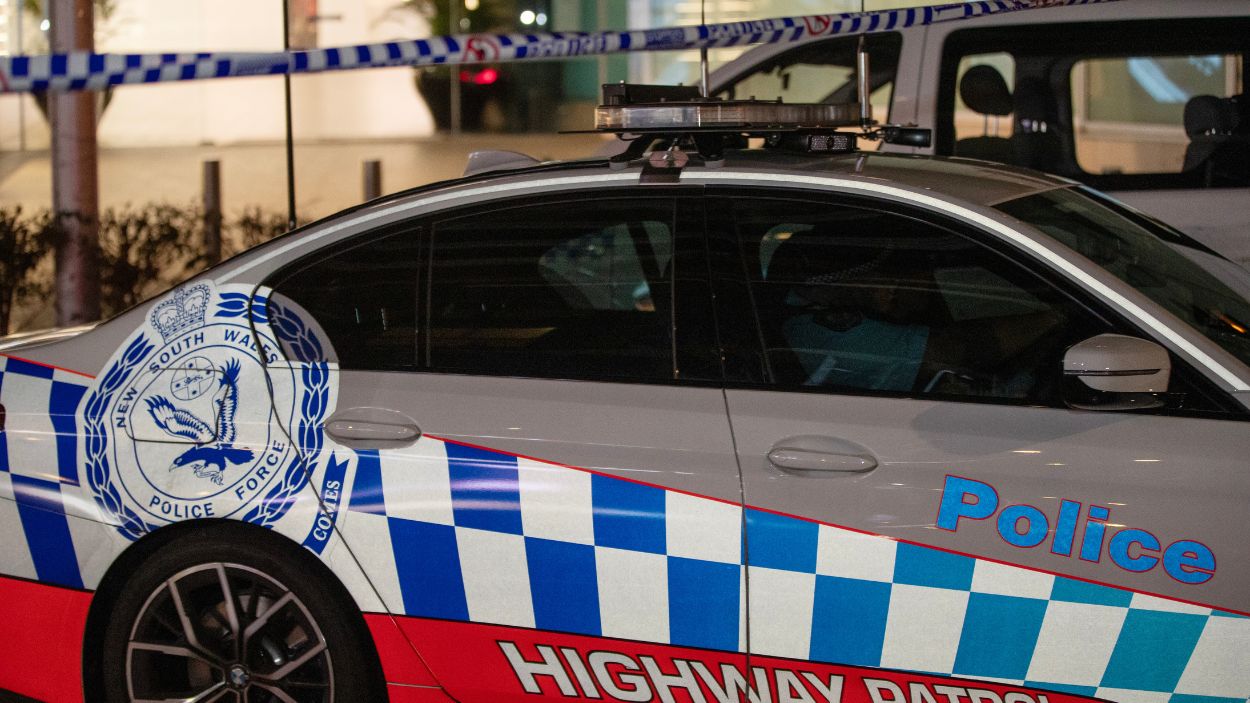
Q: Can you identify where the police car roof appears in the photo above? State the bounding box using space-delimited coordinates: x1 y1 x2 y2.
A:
444 148 1073 209
698 149 1072 207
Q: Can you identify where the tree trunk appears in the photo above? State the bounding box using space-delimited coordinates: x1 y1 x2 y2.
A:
50 0 101 326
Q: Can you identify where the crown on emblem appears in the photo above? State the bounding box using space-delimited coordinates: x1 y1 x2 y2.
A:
151 284 211 342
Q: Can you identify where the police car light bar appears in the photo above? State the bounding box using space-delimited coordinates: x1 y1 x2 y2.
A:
595 100 862 131
593 83 931 162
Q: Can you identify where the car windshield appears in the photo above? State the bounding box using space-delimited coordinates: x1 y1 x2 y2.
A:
996 186 1250 368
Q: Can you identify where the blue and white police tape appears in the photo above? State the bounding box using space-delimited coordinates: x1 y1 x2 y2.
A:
0 0 1116 94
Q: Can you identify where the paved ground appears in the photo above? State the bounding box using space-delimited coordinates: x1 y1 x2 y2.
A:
0 132 614 223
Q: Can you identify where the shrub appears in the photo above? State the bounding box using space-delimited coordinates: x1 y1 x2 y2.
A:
0 206 54 335
94 204 204 317
0 203 292 333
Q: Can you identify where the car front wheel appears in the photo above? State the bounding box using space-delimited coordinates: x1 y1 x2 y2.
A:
99 527 381 703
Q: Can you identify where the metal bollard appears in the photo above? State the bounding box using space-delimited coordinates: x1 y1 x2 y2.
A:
202 160 222 265
363 160 383 202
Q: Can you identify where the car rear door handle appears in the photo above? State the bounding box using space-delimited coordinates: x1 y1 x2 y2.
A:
324 407 422 448
767 448 877 472
766 435 878 475
326 419 419 442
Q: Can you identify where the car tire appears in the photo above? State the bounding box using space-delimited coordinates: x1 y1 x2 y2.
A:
98 525 382 703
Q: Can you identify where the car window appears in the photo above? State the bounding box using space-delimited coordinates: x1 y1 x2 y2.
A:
938 19 1250 191
427 198 676 382
715 33 900 129
716 195 1109 404
267 229 420 370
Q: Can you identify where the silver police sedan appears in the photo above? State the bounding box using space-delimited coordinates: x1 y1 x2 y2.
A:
0 142 1247 702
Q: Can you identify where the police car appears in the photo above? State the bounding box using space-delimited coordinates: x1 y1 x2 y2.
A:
0 88 1248 703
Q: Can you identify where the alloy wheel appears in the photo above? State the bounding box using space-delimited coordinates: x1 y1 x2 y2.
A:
125 562 333 703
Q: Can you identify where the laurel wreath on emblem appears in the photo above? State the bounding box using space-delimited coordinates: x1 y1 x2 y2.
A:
83 335 158 541
215 291 270 325
236 298 330 529
267 297 325 363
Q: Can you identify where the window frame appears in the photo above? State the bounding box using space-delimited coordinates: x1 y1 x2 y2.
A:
704 186 1245 418
936 18 1250 192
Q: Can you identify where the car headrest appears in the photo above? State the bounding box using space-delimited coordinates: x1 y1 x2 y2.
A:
959 65 1013 117
765 226 895 289
1231 94 1249 135
1184 94 1239 138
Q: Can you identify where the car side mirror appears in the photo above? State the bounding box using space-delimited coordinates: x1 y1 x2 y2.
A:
1062 333 1171 411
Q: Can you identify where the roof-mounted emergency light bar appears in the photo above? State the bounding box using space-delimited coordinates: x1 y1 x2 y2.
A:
593 82 932 167
593 41 929 167
596 83 861 132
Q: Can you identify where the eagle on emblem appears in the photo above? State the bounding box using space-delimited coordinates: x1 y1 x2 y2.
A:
144 358 255 485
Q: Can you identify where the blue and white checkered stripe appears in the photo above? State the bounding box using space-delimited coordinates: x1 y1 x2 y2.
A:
339 436 1249 703
0 0 1116 94
744 512 1250 701
342 439 747 652
0 355 94 589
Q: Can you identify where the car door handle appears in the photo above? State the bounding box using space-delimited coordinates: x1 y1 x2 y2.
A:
326 419 420 442
766 435 879 475
767 448 877 473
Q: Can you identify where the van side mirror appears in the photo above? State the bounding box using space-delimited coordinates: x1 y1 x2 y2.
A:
1062 334 1171 411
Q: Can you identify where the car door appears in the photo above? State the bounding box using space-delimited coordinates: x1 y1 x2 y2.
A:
708 189 1250 701
259 189 751 701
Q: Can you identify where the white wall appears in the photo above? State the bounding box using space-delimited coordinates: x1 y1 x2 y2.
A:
97 0 287 147
0 3 50 151
1 0 435 150
289 0 434 142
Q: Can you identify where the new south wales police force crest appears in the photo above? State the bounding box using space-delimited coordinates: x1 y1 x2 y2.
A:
82 282 330 540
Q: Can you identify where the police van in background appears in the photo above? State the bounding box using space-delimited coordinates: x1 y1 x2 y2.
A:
711 0 1250 260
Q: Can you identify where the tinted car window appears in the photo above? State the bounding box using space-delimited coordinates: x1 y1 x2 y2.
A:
717 196 1108 404
427 198 676 382
268 230 420 370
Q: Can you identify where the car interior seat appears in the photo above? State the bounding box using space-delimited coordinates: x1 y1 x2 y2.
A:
759 219 948 388
756 228 831 385
955 64 1015 163
1183 93 1250 187
1010 77 1061 173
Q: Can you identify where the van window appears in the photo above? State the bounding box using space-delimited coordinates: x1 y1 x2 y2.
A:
952 53 1017 163
1072 54 1244 178
938 18 1250 191
715 32 901 130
